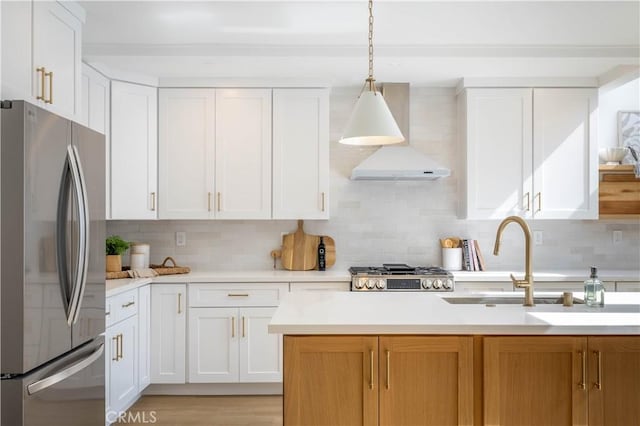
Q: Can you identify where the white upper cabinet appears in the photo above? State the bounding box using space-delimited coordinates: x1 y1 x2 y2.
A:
159 88 216 219
532 88 598 219
460 87 598 220
215 89 272 219
110 81 158 220
81 63 111 218
2 1 83 121
460 88 532 220
272 89 330 219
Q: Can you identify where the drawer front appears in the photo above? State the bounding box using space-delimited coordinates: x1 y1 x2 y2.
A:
189 283 288 307
107 289 139 324
289 282 350 292
105 298 115 328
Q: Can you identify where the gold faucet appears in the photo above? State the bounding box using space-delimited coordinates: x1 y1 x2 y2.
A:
493 216 535 307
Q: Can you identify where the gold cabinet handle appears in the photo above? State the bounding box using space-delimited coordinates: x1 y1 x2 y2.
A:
36 67 46 101
242 316 245 338
594 351 602 390
321 192 326 212
208 192 212 212
119 334 124 360
217 192 221 212
45 70 53 104
524 192 530 211
231 317 235 338
112 335 119 361
369 350 374 390
150 192 156 211
386 350 390 390
535 192 542 213
227 293 249 297
578 350 586 390
177 293 182 314
122 301 135 308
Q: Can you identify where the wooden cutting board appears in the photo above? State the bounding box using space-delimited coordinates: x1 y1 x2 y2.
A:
278 220 336 271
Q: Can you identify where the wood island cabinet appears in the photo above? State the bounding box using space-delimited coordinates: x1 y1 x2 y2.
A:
284 336 473 426
285 335 639 426
484 336 640 426
587 337 640 426
379 336 474 426
284 336 379 426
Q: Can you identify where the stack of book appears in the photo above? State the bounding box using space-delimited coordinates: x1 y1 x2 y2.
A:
461 239 486 271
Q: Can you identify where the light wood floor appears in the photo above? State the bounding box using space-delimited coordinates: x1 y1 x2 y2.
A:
127 395 283 426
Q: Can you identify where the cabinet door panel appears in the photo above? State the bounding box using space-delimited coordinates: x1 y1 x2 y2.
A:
464 89 533 219
159 88 215 219
379 336 474 426
273 89 329 219
108 316 137 412
215 89 271 219
188 307 238 383
588 336 640 426
137 285 151 391
239 307 282 382
484 336 588 426
533 89 598 219
111 81 157 220
150 285 186 383
284 336 378 426
33 1 81 120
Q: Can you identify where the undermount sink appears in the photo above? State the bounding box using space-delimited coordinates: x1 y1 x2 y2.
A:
443 296 584 305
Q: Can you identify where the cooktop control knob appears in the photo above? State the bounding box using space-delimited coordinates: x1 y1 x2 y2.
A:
422 279 432 289
432 279 442 289
376 279 386 289
354 278 365 289
365 279 375 289
443 279 453 289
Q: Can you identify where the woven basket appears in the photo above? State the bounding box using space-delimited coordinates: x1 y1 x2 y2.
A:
150 256 191 275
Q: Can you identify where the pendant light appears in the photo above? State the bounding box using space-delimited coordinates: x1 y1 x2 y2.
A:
340 0 404 146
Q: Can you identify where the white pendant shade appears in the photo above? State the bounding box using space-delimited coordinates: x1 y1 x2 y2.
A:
340 90 405 146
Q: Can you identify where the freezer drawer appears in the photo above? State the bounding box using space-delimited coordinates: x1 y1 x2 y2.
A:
1 336 105 426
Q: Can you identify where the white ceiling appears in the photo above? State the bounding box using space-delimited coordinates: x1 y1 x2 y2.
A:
81 1 640 86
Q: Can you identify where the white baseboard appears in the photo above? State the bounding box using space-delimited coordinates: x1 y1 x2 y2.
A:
143 383 283 396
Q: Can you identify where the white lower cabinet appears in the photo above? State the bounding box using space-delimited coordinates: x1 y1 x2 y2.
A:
107 315 137 414
187 283 286 384
150 284 187 384
189 306 282 383
105 285 151 423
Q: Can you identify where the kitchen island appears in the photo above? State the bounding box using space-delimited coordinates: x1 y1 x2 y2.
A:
269 292 640 426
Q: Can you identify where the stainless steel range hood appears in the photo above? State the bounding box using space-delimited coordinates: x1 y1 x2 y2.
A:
350 83 451 181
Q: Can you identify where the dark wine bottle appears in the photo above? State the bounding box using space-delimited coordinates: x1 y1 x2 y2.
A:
318 236 326 271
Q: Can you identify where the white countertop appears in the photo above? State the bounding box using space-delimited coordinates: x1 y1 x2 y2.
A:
105 268 639 297
453 269 640 282
150 269 351 283
269 291 640 335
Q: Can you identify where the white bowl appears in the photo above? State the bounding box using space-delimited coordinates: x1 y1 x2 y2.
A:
599 147 628 164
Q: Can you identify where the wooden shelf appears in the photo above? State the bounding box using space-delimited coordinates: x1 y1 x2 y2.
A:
599 164 635 172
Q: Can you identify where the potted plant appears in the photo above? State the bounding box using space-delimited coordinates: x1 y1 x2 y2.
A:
106 235 130 272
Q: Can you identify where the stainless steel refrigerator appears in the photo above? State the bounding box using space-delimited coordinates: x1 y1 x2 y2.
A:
1 101 105 425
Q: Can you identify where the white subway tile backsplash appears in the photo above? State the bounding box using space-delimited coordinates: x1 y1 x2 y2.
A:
108 87 640 272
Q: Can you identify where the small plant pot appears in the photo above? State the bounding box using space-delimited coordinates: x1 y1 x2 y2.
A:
106 255 122 272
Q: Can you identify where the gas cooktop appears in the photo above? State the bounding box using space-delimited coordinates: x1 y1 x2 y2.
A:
349 264 454 291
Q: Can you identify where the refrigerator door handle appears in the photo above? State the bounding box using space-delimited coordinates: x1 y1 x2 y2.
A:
26 343 104 395
57 145 89 326
68 145 90 324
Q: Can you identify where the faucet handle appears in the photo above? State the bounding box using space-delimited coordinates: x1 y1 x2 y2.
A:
510 273 531 288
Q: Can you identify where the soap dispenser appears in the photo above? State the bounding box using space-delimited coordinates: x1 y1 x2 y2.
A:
584 266 605 307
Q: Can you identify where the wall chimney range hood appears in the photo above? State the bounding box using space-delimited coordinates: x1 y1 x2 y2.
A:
350 83 451 181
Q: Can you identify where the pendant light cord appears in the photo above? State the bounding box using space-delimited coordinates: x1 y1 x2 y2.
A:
368 0 374 81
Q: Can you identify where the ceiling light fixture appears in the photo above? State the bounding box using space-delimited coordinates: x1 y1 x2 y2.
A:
340 0 404 146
